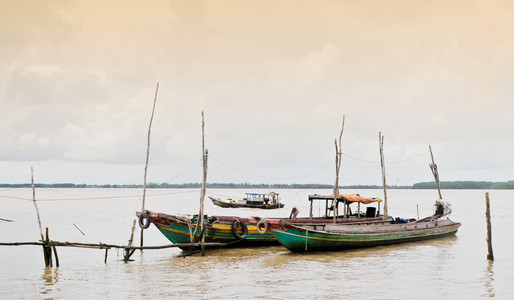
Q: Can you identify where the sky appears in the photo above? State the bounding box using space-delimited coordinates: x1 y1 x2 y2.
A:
1 0 513 186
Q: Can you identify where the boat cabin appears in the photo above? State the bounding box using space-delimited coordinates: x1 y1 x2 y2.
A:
308 194 382 219
242 192 280 205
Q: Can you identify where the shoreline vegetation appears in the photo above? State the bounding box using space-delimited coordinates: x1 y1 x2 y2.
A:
1 181 514 189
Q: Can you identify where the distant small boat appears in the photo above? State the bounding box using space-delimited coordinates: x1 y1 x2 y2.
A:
209 192 285 209
271 201 461 252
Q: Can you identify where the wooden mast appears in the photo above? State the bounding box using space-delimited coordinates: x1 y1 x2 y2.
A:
379 132 388 220
140 82 159 249
332 116 345 223
199 111 208 256
141 82 159 211
429 145 442 200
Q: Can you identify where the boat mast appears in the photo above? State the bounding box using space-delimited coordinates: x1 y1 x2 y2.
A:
332 116 345 223
429 145 442 200
379 132 388 220
141 82 159 249
199 111 208 256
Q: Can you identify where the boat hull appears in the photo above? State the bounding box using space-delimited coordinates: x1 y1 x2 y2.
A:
271 218 461 252
139 212 277 250
136 211 385 250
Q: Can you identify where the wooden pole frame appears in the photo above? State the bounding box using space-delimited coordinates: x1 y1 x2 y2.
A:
30 168 53 267
332 116 345 223
140 82 159 249
199 111 208 256
379 132 388 220
30 167 44 242
429 145 443 200
142 82 159 211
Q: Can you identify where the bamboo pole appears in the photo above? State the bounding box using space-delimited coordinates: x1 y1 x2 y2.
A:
30 167 44 242
73 223 85 236
485 192 494 261
379 132 388 221
45 227 52 267
140 82 159 250
126 220 137 262
332 116 345 223
199 111 208 256
30 168 51 267
52 245 60 267
0 241 226 249
429 145 442 200
142 82 159 211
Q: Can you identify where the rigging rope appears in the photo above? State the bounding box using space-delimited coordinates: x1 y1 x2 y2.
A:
341 150 430 164
0 189 200 202
163 157 202 182
209 155 333 180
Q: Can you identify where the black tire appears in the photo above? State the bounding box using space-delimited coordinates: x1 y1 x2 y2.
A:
256 220 269 234
232 219 249 240
138 212 151 229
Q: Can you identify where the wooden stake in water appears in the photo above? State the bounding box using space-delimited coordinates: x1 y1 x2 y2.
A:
125 219 137 262
30 167 51 267
485 192 494 261
30 167 44 242
44 227 53 267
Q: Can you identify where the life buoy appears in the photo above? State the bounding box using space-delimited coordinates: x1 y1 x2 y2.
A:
138 212 151 229
231 219 249 240
256 220 269 234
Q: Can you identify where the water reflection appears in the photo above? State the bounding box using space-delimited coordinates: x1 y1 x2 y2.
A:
41 267 59 296
483 260 495 298
42 267 59 286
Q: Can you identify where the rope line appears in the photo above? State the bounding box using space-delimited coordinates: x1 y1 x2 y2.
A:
0 189 200 202
341 150 429 164
163 157 202 182
210 155 333 180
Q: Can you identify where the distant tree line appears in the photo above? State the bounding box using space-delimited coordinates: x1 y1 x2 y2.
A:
0 183 88 188
412 181 514 189
2 181 514 189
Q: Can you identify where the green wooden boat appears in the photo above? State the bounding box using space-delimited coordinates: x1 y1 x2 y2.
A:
271 213 461 252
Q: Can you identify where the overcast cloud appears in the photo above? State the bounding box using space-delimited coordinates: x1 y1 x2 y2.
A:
1 0 513 186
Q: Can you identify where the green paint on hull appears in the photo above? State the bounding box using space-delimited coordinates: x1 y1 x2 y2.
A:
155 222 277 250
272 220 461 252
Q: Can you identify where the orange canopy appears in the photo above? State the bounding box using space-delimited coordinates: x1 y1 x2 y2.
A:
333 194 382 204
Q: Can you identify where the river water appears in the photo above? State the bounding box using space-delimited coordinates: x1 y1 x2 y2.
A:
0 188 512 299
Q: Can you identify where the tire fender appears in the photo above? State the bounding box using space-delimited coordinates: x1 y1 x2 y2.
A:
138 212 151 229
256 220 269 234
232 219 249 240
